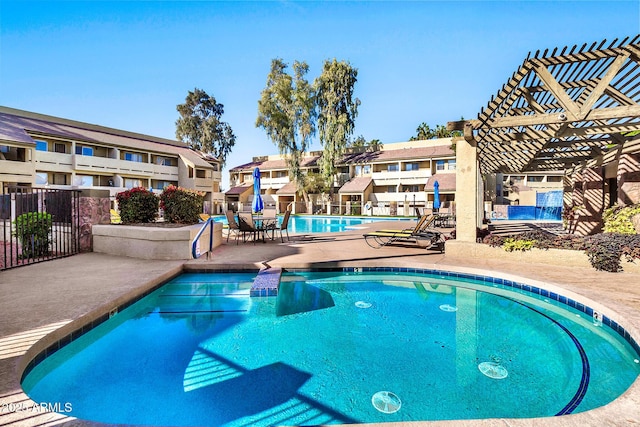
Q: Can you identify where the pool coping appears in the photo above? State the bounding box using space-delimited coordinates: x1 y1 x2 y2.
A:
14 261 640 427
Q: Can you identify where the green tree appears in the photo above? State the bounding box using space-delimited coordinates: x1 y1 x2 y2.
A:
315 59 360 195
350 135 383 152
176 88 236 167
410 121 463 141
256 59 316 201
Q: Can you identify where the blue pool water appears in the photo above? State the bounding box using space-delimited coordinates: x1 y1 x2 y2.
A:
22 271 640 426
216 214 411 234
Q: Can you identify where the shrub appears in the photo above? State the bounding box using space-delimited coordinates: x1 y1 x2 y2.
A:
481 228 640 272
13 212 53 258
603 203 640 234
115 187 159 224
584 233 640 272
159 185 204 224
502 237 536 252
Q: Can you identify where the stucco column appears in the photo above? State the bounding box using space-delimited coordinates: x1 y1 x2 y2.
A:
455 139 480 242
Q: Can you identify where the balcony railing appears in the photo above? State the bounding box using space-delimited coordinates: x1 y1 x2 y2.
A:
72 155 178 178
371 169 431 183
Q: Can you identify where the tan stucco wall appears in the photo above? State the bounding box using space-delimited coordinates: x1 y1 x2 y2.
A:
92 222 223 260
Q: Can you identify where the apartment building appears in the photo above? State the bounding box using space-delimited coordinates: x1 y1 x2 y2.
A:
227 138 565 217
0 107 223 213
227 139 458 214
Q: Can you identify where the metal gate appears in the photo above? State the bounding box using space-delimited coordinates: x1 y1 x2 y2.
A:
1 186 81 270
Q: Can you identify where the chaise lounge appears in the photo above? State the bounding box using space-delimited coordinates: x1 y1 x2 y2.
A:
363 214 445 252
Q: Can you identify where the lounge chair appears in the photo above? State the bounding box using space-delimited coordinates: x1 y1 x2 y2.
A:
225 210 241 244
363 214 444 252
237 212 258 244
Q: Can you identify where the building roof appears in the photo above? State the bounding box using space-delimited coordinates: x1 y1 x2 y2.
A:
276 181 298 195
450 36 640 174
340 145 453 164
227 143 454 173
426 174 456 191
338 177 373 194
225 185 252 195
0 106 214 169
230 156 320 172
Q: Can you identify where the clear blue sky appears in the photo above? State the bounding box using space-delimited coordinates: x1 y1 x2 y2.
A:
1 1 639 189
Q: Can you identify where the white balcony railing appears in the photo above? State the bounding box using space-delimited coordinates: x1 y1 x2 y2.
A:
371 169 431 183
71 155 181 179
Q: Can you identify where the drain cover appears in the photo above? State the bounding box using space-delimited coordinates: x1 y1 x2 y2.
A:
355 301 372 309
439 304 458 312
371 391 401 414
478 361 508 379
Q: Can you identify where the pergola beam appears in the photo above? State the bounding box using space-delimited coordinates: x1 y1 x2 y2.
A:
449 36 640 175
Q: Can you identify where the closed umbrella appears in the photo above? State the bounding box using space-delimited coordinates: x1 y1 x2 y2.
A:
252 167 264 213
433 180 441 212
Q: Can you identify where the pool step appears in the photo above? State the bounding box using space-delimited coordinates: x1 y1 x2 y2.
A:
250 267 282 297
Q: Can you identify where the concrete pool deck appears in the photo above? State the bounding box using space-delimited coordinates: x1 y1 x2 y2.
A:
0 220 639 427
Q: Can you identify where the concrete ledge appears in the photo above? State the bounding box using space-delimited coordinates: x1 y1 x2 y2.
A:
446 240 640 273
92 222 223 260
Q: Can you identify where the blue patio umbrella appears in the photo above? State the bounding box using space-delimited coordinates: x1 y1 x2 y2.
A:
433 180 441 212
252 167 264 213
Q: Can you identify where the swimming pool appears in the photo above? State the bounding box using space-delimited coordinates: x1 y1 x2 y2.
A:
217 214 412 234
21 269 640 426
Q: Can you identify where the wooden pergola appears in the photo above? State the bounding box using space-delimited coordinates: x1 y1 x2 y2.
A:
449 36 640 175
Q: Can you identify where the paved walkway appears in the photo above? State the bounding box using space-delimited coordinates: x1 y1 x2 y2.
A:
1 220 639 426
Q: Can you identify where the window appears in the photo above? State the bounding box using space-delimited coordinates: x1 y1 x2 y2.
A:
124 178 142 189
387 186 397 193
35 140 48 151
276 171 287 178
75 175 94 186
527 176 544 183
402 185 420 192
75 145 93 156
448 160 456 170
53 174 68 185
155 156 174 166
547 176 562 183
387 164 399 172
363 165 371 174
54 143 66 154
36 172 49 185
195 169 206 178
436 160 445 171
404 163 419 171
152 180 174 190
355 165 362 176
125 152 143 162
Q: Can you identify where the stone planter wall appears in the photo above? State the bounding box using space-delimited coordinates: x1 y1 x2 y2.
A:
446 240 640 274
92 222 223 260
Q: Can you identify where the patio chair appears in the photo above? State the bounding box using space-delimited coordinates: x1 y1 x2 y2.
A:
259 208 278 239
225 210 241 244
274 210 291 243
363 214 444 252
237 212 258 244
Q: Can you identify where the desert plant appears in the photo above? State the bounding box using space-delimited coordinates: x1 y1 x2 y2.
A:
584 233 640 272
13 212 53 258
603 203 640 234
502 237 536 252
159 185 204 224
115 187 159 224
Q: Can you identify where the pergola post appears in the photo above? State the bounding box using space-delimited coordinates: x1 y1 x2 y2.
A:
454 138 481 242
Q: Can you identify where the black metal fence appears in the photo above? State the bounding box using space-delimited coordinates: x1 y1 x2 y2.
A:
1 186 81 271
